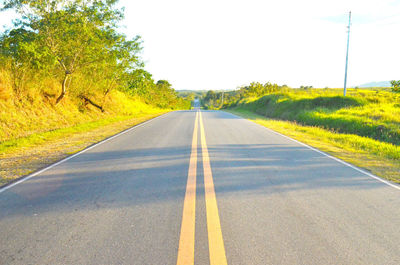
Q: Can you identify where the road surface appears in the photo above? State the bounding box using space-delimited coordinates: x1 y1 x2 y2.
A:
1 110 400 264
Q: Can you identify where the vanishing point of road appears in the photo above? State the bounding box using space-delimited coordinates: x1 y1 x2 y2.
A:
1 110 400 264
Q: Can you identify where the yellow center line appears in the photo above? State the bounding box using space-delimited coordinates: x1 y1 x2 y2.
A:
199 111 228 265
177 111 199 265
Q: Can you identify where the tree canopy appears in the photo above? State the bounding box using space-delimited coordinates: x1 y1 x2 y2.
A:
391 80 400 93
0 0 188 110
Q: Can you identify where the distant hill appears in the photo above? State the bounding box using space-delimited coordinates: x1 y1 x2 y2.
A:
357 81 391 88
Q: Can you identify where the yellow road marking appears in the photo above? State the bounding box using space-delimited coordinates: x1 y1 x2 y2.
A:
177 111 199 265
199 111 228 265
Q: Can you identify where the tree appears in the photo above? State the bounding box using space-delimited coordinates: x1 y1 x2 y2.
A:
391 80 400 93
239 82 279 97
1 0 141 104
155 80 177 108
0 28 37 97
204 90 216 101
127 69 154 98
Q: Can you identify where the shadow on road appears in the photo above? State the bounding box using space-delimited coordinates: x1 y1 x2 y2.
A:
207 143 383 196
0 141 384 219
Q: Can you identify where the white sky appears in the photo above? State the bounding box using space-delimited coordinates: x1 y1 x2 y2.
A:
1 0 400 90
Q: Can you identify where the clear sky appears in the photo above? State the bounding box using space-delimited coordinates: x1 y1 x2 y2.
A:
1 0 399 90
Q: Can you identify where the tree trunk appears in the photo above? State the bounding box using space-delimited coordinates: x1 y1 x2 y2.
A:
80 95 104 112
102 88 110 107
56 72 69 104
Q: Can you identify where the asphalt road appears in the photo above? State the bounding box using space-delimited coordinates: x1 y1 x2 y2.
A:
1 110 400 264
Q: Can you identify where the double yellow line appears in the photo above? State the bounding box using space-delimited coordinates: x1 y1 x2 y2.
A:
177 111 227 265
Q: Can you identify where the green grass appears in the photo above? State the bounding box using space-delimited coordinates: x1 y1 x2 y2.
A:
0 91 165 155
0 111 168 186
0 113 164 155
0 94 168 186
0 84 169 185
0 67 188 186
227 109 400 183
0 89 164 141
227 88 400 183
234 88 400 146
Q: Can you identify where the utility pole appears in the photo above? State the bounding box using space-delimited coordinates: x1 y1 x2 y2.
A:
343 11 351 96
220 91 224 108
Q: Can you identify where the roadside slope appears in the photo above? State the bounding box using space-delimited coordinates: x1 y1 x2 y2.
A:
224 88 400 183
0 89 171 186
227 108 400 183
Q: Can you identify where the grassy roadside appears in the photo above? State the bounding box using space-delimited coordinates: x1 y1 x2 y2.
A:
231 90 400 147
226 109 400 184
0 111 168 187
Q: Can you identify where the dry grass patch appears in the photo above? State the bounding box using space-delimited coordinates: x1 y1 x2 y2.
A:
0 112 167 186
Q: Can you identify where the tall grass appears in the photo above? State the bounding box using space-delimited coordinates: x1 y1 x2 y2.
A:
233 88 400 146
0 89 164 143
0 64 167 145
228 109 400 183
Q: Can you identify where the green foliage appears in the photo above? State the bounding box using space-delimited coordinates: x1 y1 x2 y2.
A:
203 90 217 107
230 109 400 183
391 80 400 93
202 90 223 109
231 88 400 146
241 82 280 97
177 90 205 99
0 0 189 109
201 82 286 109
123 70 189 109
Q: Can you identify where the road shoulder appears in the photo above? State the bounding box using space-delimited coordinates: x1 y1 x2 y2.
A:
0 112 168 187
225 109 400 184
